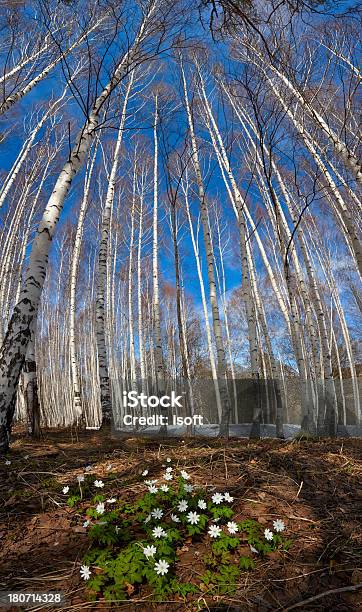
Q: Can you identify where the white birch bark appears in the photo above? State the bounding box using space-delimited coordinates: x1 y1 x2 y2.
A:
96 72 134 421
0 2 159 450
243 41 362 183
69 142 98 420
195 68 262 433
213 211 238 422
180 58 230 431
0 91 67 211
22 321 41 438
181 174 223 421
137 186 147 395
253 70 362 277
203 76 315 430
0 17 106 117
152 94 167 431
128 162 137 385
308 224 361 424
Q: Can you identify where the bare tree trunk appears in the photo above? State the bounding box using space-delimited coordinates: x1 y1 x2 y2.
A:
69 143 98 421
0 3 158 451
23 323 41 438
0 18 105 117
180 57 230 434
152 95 167 432
182 173 222 421
96 73 134 422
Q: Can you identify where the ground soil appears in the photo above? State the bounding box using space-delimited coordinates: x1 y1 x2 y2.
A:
0 429 361 611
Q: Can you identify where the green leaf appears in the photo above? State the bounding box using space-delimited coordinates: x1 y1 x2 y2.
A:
239 556 255 570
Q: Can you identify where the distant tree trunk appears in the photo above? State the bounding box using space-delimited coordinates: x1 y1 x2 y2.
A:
96 73 134 423
137 187 147 396
196 70 261 435
69 143 98 422
152 95 167 433
181 57 230 434
169 195 195 422
128 161 137 386
182 172 222 421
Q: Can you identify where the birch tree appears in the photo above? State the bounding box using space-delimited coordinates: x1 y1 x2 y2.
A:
0 0 173 451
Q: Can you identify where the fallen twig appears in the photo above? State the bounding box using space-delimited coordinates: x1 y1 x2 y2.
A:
281 583 362 611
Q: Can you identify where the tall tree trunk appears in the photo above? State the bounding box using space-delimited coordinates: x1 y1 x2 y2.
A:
96 73 134 423
152 95 167 432
196 70 261 436
0 3 158 451
137 188 147 396
0 18 105 117
69 143 98 421
180 58 230 434
23 323 41 438
182 173 222 421
169 196 194 423
128 162 137 386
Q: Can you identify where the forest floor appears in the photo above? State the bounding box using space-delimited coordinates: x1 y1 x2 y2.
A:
0 429 361 611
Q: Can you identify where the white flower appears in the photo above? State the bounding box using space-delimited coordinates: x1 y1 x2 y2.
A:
227 521 238 534
148 485 158 494
85 465 92 471
115 526 120 533
143 545 157 558
177 500 188 512
184 484 193 493
264 528 274 541
187 511 200 525
142 470 149 476
171 513 180 522
208 524 222 538
94 480 104 488
83 520 90 528
96 502 105 515
223 492 234 502
166 466 173 473
250 545 259 554
154 559 169 576
273 519 285 533
198 499 207 510
145 479 157 486
145 514 151 524
180 470 190 480
166 458 172 463
77 475 85 483
62 486 69 494
5 460 11 465
211 493 223 505
164 473 173 481
160 485 169 492
151 508 163 520
106 498 116 504
80 565 91 581
152 526 167 539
